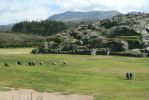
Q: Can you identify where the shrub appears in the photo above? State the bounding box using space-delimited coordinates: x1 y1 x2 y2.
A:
38 42 49 53
32 49 39 54
141 34 149 47
109 40 128 52
123 49 147 57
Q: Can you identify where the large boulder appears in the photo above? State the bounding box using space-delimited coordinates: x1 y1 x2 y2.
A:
141 28 149 35
145 47 149 53
88 31 99 38
110 26 138 36
38 42 49 53
146 28 149 33
89 36 107 48
70 30 84 39
141 34 149 47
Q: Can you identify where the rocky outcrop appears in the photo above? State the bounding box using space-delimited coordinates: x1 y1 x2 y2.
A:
110 26 138 36
34 12 149 57
141 34 149 47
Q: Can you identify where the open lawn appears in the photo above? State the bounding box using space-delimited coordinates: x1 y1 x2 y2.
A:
0 48 33 55
0 48 149 100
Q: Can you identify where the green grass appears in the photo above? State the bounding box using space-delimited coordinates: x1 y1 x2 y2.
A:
0 32 45 48
0 48 149 100
117 36 140 40
0 48 33 55
109 35 140 41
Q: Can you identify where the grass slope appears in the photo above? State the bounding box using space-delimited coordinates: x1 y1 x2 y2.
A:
0 32 45 48
0 48 149 100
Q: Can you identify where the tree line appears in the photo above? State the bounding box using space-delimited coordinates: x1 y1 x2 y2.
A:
12 20 67 36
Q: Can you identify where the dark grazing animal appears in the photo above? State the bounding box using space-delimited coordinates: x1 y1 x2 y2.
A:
52 62 57 65
4 63 9 67
63 62 68 65
28 62 32 66
40 62 44 65
16 61 22 65
32 62 35 66
28 60 36 66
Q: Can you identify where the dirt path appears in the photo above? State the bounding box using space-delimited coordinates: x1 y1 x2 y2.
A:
0 89 93 100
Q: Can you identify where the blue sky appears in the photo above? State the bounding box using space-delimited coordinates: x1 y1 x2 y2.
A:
0 0 149 25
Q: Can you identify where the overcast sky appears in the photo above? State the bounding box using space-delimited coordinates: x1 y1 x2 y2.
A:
0 0 149 25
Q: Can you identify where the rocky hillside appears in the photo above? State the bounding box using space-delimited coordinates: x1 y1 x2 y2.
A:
35 12 149 57
48 11 120 22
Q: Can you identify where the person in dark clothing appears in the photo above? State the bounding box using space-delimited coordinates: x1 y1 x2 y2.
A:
126 72 133 80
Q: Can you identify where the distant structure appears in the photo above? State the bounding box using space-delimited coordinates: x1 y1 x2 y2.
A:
106 48 110 56
91 49 97 55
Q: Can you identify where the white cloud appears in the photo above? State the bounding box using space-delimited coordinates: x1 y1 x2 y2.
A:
0 0 55 25
53 0 149 13
0 0 149 25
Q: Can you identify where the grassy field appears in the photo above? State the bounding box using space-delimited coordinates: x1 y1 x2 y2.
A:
0 48 149 100
0 48 33 55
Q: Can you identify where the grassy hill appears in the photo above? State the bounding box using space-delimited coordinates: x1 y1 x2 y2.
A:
0 48 149 100
0 32 45 48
